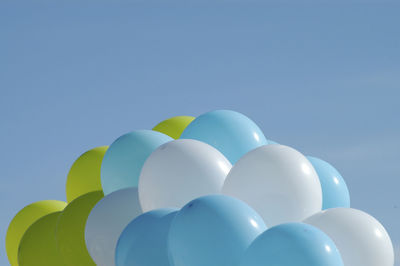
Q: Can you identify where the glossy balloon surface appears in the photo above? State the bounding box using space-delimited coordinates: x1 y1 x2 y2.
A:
66 146 108 203
139 139 231 212
153 116 195 139
101 130 172 195
56 191 104 266
180 110 267 164
6 200 67 266
18 212 64 266
168 195 267 266
307 156 350 209
85 188 142 266
223 144 322 226
115 208 178 266
240 223 343 266
304 208 394 266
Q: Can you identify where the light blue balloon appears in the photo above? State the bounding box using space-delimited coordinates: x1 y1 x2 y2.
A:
240 223 344 266
101 130 173 195
168 195 267 266
180 110 267 164
115 208 178 266
307 156 350 209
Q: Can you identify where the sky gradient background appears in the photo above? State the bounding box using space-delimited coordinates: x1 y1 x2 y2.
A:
1 1 399 265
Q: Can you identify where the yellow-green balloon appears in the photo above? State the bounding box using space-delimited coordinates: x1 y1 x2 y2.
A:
153 116 195 139
18 212 64 266
56 191 104 266
6 200 67 266
66 146 108 203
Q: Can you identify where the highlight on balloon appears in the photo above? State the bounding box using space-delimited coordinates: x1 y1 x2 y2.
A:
6 110 395 266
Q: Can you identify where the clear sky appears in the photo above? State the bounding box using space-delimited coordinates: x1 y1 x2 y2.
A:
1 1 399 265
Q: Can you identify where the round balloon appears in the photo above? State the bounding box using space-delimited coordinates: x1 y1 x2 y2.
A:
138 139 232 212
304 208 394 266
222 144 322 227
66 146 108 203
307 156 350 209
6 200 67 266
240 223 343 266
101 130 173 195
115 208 178 266
85 188 142 266
18 212 64 266
168 195 267 266
180 110 267 164
153 116 195 139
56 191 104 266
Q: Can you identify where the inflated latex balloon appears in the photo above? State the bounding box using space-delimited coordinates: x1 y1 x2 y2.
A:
180 110 267 164
56 191 104 266
304 208 394 266
138 139 232 212
66 146 108 203
168 195 267 266
153 116 195 139
6 200 67 266
307 156 350 209
18 212 64 266
240 223 343 266
222 144 322 227
116 208 178 266
101 130 172 195
85 188 142 266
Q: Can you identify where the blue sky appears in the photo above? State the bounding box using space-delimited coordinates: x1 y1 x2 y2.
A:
1 1 399 265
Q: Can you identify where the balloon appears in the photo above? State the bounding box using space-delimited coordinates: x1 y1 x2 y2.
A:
101 130 172 195
168 195 267 266
85 188 142 266
222 144 322 227
304 208 394 266
18 212 64 266
66 146 108 203
240 223 344 266
6 200 67 266
180 110 267 164
138 139 231 212
153 116 195 139
56 191 104 266
307 156 350 209
115 208 178 266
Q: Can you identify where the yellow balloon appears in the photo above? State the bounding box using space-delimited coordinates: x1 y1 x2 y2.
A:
153 116 195 139
6 200 67 266
66 146 108 203
56 191 104 266
18 212 64 266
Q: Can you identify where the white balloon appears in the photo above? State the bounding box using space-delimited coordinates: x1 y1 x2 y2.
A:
304 208 394 266
85 188 142 266
222 144 322 226
138 139 232 212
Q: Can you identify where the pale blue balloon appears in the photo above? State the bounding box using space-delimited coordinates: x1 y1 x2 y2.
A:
307 156 350 209
168 195 267 266
101 130 173 195
180 110 267 164
241 223 344 266
115 208 178 266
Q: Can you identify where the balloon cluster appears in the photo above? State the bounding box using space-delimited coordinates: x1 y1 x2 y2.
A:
6 110 395 266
